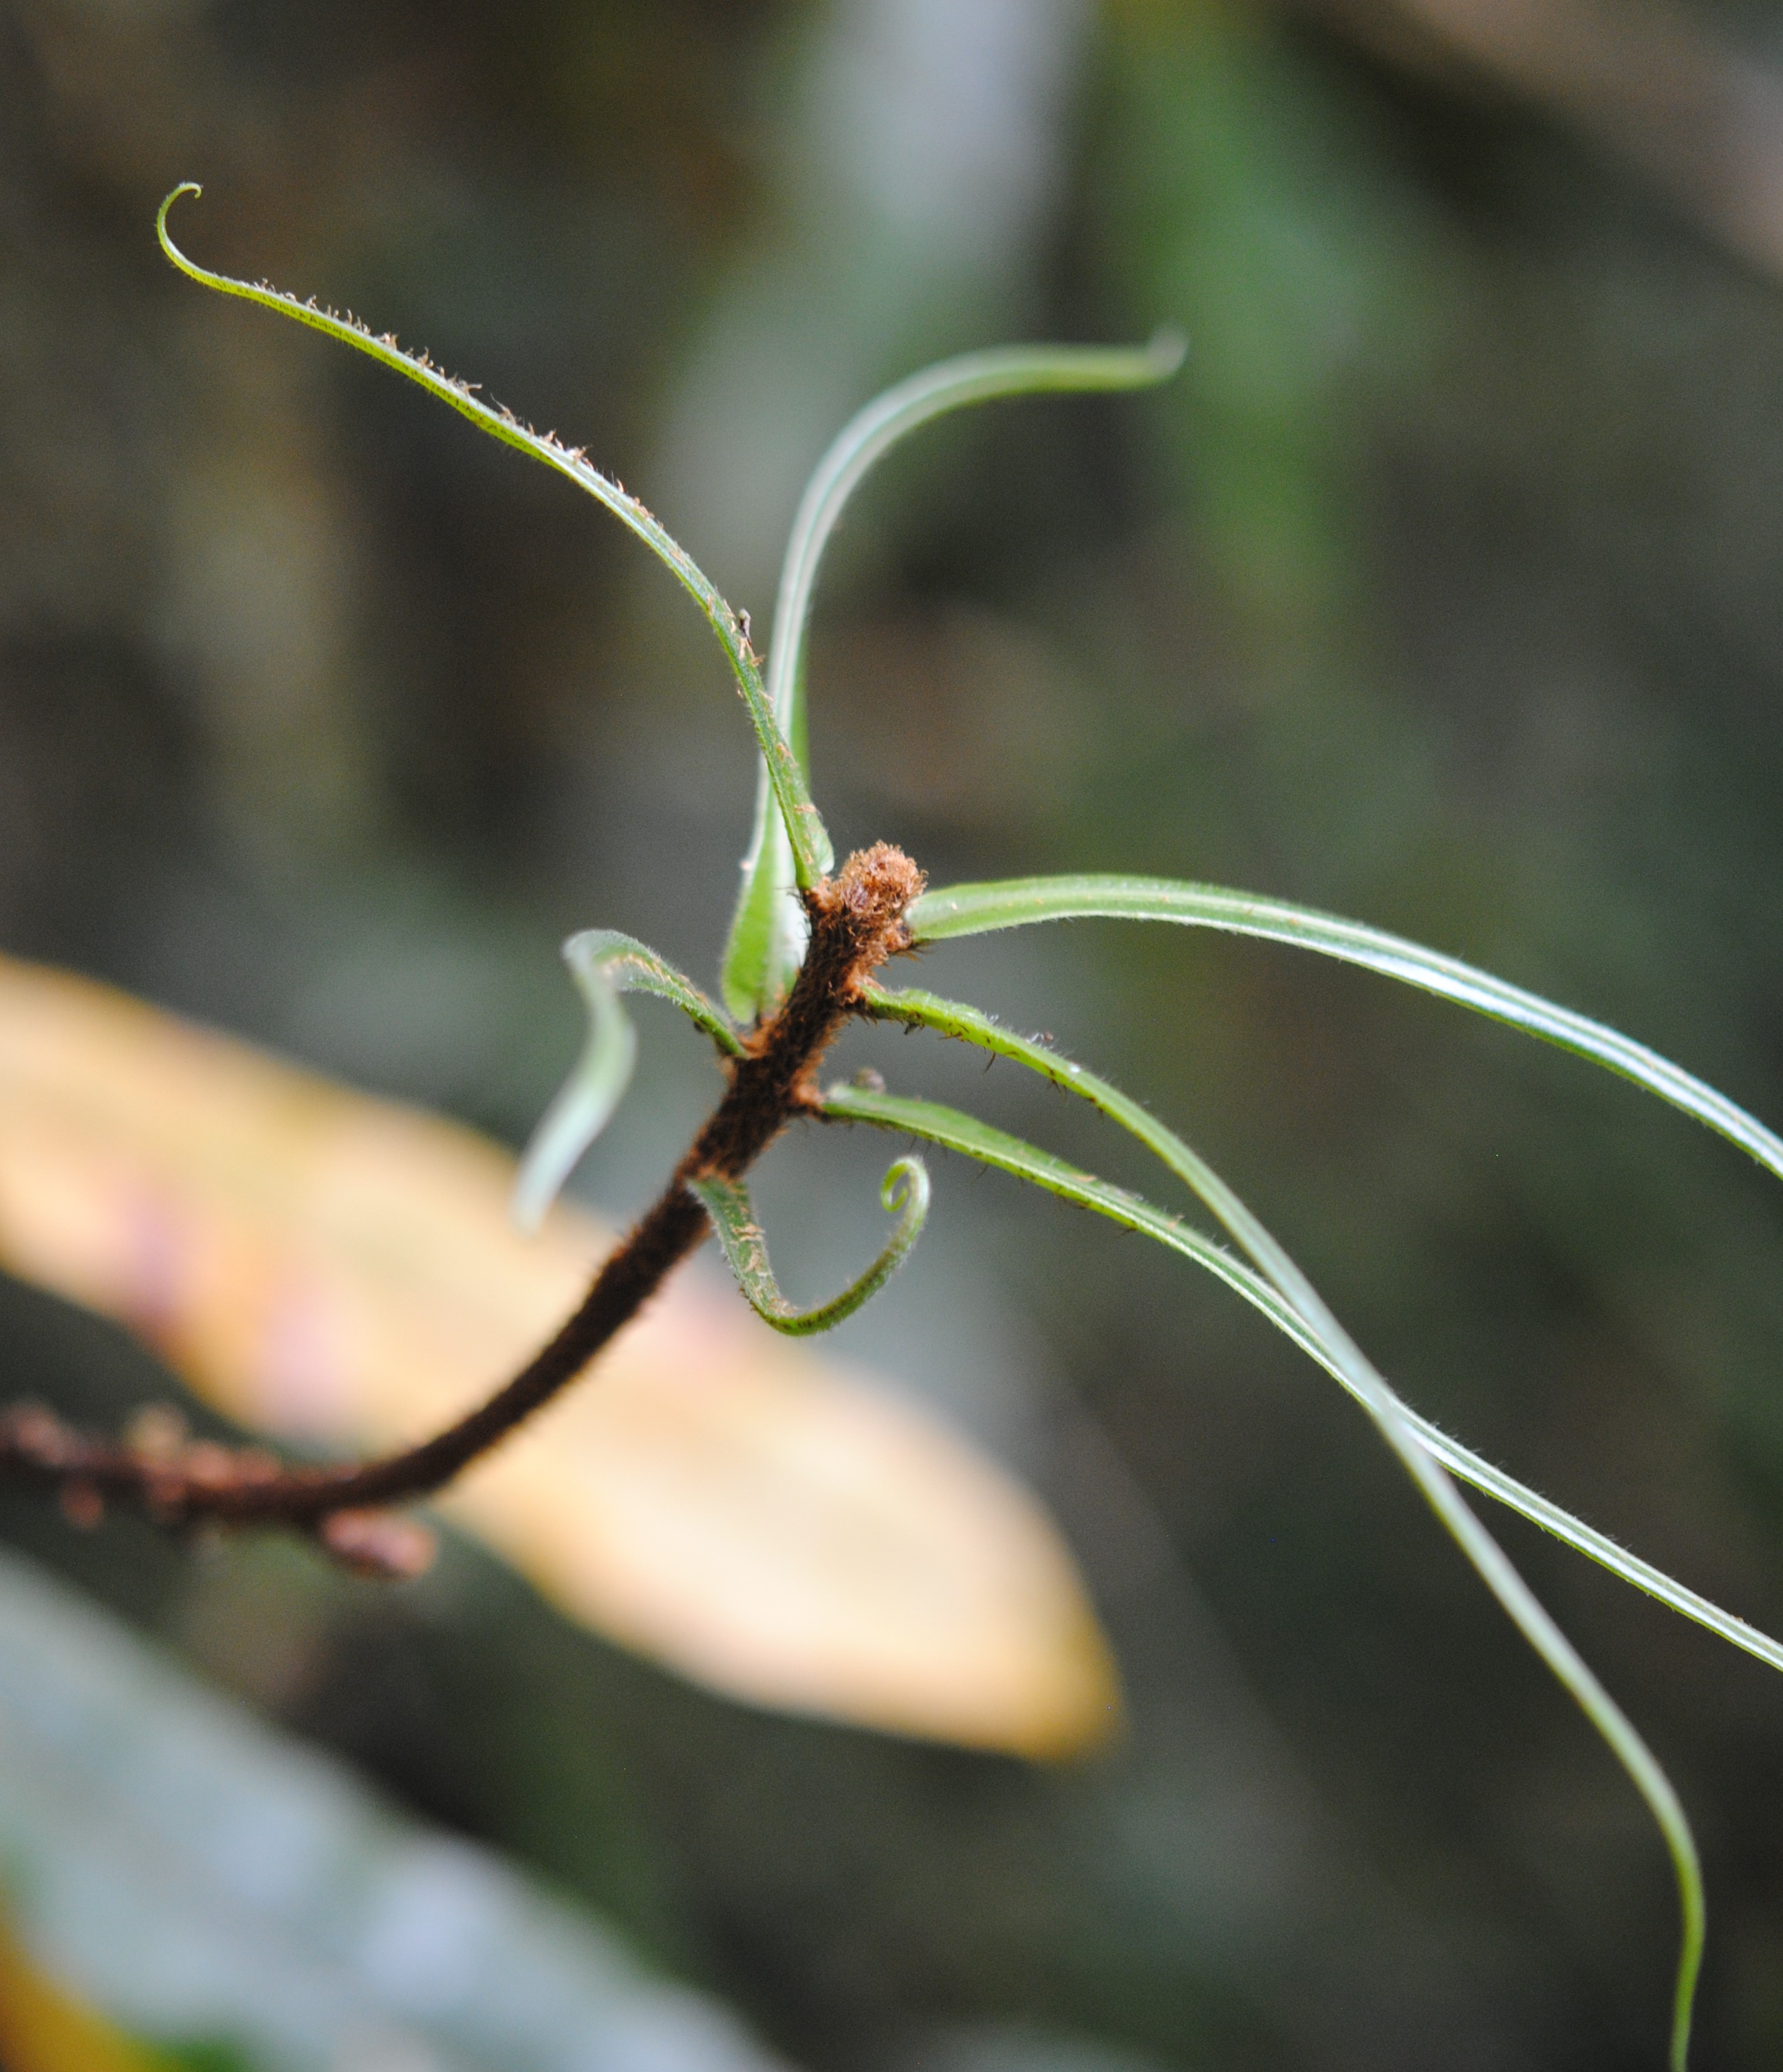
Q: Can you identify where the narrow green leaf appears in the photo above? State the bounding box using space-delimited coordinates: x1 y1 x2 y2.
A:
513 931 740 1232
908 873 1783 1187
821 1079 1202 1227
157 184 832 890
825 1062 1705 2069
688 1158 930 1335
721 334 1184 1021
822 1071 1782 1675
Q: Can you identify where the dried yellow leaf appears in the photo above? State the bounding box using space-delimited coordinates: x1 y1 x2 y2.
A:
0 953 1119 1757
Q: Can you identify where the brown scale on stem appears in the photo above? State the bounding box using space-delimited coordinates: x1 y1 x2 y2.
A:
0 845 925 1578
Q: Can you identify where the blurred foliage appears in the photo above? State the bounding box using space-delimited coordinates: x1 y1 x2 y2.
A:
0 1909 180 2072
0 1545 786 2072
8 0 1783 2066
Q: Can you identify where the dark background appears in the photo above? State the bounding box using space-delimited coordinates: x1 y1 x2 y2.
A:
6 0 1783 2064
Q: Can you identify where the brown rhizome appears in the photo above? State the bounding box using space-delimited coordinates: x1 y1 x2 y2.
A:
0 845 925 1576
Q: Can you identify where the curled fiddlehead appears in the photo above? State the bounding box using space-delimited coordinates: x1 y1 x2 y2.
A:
689 1158 930 1335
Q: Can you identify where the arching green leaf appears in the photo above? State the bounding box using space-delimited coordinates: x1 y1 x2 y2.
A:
720 334 1184 1022
907 873 1783 1186
158 184 832 891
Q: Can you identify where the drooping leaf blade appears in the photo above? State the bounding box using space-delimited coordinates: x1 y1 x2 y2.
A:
822 1068 1704 2067
907 873 1783 1185
720 334 1184 1020
513 931 741 1233
157 184 832 890
821 1068 1783 1676
689 1157 929 1335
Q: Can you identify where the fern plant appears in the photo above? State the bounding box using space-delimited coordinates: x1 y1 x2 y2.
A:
28 180 1783 2064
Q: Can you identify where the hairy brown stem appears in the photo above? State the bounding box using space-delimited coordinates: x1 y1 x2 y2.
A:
0 844 925 1577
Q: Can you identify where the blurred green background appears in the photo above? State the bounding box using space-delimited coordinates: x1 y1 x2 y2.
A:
6 0 1783 2064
